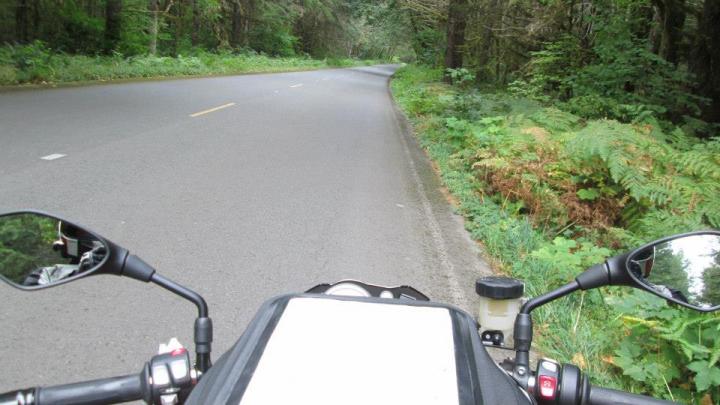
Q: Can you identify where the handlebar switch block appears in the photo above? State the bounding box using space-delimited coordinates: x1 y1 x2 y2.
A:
148 348 194 405
535 359 561 403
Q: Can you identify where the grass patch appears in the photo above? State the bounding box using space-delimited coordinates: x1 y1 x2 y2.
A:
391 65 720 404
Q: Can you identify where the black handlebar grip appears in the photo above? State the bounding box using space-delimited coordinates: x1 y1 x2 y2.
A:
36 374 145 405
588 386 678 405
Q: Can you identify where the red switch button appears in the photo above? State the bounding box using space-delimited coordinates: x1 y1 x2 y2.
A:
538 375 558 399
170 347 187 357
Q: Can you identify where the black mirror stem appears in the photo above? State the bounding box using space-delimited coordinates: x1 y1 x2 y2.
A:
118 253 212 373
511 252 636 385
512 282 580 384
150 272 212 373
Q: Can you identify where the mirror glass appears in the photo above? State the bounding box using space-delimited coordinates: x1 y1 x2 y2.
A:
628 234 720 310
0 213 107 288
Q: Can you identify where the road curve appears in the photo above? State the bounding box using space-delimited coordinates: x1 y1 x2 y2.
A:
0 65 493 390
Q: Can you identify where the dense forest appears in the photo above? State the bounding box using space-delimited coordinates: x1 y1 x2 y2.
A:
0 1 413 59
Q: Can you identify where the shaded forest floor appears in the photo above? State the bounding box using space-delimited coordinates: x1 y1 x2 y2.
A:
0 43 379 88
391 65 720 404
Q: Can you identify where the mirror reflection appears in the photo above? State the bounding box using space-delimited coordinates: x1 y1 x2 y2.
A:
0 213 107 287
629 234 720 310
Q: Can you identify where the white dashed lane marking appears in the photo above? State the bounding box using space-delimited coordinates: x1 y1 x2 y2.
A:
290 83 303 88
41 154 66 161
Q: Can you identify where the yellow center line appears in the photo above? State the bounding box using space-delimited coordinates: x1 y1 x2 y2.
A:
189 102 236 118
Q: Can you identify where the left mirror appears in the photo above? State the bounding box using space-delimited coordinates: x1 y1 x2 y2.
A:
0 212 108 289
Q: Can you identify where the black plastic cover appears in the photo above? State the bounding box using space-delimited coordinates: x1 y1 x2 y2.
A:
186 293 531 405
476 277 524 299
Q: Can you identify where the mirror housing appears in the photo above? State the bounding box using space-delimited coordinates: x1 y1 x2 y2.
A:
575 252 634 291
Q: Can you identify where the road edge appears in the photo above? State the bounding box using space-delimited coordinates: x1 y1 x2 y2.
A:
384 71 498 312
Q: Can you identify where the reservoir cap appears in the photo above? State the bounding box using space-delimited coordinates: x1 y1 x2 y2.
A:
475 277 524 299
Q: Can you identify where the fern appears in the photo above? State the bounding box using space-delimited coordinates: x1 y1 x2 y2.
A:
566 120 720 233
670 145 720 179
530 107 581 133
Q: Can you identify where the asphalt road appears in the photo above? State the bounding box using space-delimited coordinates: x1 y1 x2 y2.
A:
0 65 494 391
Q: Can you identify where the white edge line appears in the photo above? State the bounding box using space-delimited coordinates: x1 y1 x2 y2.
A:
189 102 236 118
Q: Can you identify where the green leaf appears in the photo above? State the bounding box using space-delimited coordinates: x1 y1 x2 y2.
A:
623 364 647 382
576 188 600 201
688 361 720 391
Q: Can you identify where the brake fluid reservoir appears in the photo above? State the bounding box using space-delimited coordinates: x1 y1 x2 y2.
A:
476 276 524 347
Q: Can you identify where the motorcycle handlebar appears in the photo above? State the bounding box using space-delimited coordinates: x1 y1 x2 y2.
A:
587 386 677 405
35 373 147 405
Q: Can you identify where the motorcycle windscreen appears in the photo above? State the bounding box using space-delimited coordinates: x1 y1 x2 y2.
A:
239 297 459 405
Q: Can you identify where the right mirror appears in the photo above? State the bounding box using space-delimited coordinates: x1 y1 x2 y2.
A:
627 232 720 311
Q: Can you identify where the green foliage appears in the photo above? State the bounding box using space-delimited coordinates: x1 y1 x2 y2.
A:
513 16 706 126
350 0 415 61
531 237 612 281
509 35 584 103
0 214 59 284
117 0 152 56
610 292 720 403
0 42 379 85
568 120 720 237
250 1 299 57
445 67 474 87
0 0 407 61
0 41 54 83
412 29 445 66
53 1 105 53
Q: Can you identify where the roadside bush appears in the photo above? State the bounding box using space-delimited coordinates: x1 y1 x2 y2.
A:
445 67 474 87
609 292 720 404
0 42 375 86
512 19 705 126
2 41 54 83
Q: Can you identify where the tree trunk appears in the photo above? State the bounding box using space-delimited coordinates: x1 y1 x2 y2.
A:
104 0 122 54
149 0 159 55
242 0 253 48
691 0 720 124
172 1 182 55
231 1 242 48
444 0 468 81
652 0 686 64
476 0 499 72
191 0 200 46
15 0 29 43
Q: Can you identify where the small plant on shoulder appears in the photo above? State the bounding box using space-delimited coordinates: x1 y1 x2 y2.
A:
445 67 474 88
